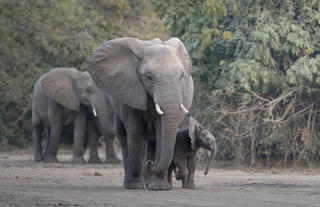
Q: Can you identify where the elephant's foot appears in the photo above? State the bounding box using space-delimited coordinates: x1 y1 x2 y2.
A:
72 156 86 164
124 178 145 189
105 157 121 164
183 182 195 189
148 174 171 191
34 152 43 162
44 155 59 163
88 156 102 164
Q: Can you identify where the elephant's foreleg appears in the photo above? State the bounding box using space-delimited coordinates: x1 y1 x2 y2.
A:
125 132 144 189
124 113 145 189
33 122 44 161
73 108 87 163
143 141 155 187
105 134 121 164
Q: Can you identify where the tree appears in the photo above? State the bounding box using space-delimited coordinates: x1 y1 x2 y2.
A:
0 0 168 148
154 0 320 166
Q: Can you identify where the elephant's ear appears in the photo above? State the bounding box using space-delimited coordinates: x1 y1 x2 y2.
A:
183 76 194 110
164 38 192 76
189 117 199 150
40 68 80 111
88 37 160 110
165 38 194 110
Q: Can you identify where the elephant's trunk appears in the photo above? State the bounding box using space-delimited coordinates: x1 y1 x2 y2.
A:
148 87 181 174
148 114 179 173
204 139 217 175
90 92 114 134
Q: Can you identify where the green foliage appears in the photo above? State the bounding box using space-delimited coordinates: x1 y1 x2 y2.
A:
154 0 320 166
0 0 168 148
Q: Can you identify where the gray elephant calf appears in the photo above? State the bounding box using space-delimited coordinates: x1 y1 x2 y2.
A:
32 67 114 162
167 117 217 189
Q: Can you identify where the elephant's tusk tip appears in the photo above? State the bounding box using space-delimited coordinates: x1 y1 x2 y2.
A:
180 104 189 114
92 107 97 117
155 103 164 115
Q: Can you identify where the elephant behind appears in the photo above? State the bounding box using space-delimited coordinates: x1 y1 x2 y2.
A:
32 67 114 163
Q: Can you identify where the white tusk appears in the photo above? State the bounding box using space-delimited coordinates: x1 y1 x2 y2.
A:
180 104 189 114
92 107 97 117
155 103 164 115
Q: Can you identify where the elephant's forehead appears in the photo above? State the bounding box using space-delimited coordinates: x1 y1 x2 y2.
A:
77 73 96 88
143 44 177 59
142 45 183 72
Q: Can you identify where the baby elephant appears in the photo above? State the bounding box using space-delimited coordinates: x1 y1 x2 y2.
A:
168 117 217 189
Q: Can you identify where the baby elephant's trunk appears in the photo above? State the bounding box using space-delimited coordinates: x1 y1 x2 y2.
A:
204 141 217 175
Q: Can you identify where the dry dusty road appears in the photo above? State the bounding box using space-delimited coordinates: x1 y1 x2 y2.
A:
0 150 320 207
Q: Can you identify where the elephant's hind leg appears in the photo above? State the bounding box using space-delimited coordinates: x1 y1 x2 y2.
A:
167 164 174 188
115 115 129 186
33 122 44 161
185 155 196 189
44 123 62 163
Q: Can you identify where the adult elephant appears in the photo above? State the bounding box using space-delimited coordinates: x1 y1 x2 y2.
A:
88 37 194 190
32 68 113 163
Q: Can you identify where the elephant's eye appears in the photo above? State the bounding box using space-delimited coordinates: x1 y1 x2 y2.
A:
180 73 185 80
145 73 153 81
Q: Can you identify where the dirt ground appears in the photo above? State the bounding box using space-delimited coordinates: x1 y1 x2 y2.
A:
0 149 320 207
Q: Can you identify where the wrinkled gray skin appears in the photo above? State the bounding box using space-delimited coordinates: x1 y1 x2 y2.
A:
87 95 121 164
167 117 217 189
88 37 194 191
32 68 113 163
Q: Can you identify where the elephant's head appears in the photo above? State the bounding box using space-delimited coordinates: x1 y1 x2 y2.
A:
88 37 194 174
40 68 113 133
189 117 217 175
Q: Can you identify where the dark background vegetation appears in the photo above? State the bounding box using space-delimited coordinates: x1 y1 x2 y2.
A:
1 0 320 167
